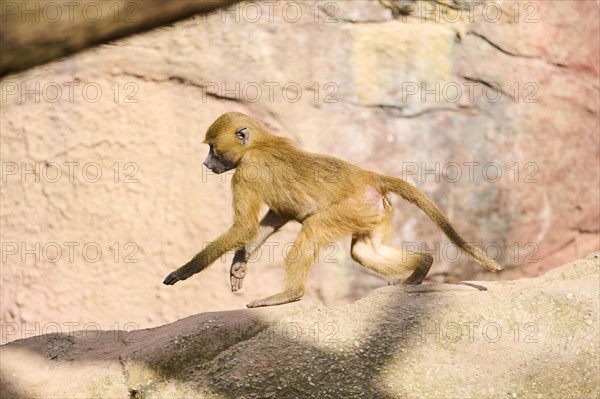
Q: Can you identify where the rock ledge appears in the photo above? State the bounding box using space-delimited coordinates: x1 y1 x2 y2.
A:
2 253 598 398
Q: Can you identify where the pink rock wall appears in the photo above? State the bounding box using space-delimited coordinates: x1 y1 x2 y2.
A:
1 1 598 343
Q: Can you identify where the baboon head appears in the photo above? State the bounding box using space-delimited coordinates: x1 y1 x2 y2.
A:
202 112 263 174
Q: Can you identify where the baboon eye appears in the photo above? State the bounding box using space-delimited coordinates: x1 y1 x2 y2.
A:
236 127 248 137
236 127 250 146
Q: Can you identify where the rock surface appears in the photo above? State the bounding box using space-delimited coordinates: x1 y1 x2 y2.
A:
2 253 598 398
1 1 598 343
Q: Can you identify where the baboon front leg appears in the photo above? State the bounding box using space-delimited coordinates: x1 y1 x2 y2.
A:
230 210 288 292
246 219 322 308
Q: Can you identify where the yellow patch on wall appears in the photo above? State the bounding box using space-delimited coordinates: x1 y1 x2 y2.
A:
349 20 459 106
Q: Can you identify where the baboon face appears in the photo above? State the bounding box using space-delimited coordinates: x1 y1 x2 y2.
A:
203 144 236 174
203 125 250 174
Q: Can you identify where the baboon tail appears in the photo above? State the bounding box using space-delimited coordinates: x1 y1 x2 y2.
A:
377 174 502 272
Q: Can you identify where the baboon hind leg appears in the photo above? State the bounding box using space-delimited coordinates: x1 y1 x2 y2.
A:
351 216 433 285
246 216 326 308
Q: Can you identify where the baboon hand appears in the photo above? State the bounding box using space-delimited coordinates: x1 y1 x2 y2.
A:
163 267 192 285
230 260 247 292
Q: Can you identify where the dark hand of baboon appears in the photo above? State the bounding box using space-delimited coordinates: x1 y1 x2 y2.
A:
163 271 184 286
163 259 198 285
163 112 501 307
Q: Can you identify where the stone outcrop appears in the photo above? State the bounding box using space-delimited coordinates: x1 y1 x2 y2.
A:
2 253 598 398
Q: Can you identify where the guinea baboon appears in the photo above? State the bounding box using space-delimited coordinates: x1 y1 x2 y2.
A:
163 112 501 307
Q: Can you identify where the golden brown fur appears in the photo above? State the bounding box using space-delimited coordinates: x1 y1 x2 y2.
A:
163 112 502 307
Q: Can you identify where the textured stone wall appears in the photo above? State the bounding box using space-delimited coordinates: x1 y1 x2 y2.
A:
1 0 598 343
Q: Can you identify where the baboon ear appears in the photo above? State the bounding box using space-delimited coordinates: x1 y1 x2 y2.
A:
236 127 250 146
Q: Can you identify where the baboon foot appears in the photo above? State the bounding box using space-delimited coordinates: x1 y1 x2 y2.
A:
246 290 304 308
230 260 247 292
388 254 434 285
